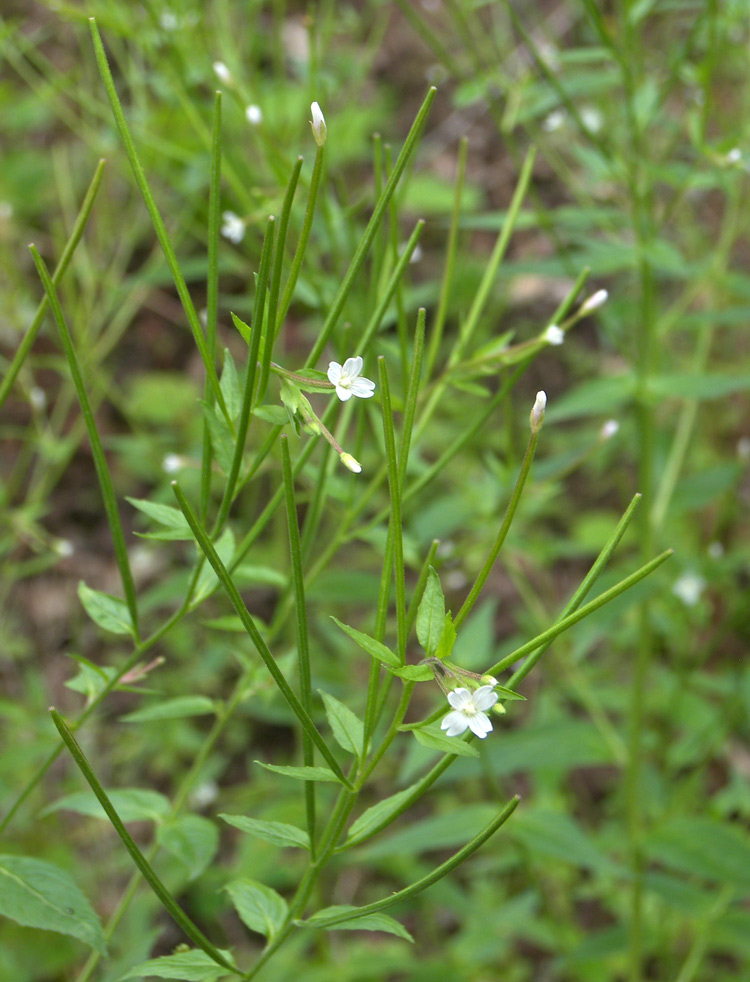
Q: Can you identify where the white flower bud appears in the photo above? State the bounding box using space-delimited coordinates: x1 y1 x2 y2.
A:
543 324 564 345
54 539 74 557
600 419 619 440
339 452 362 474
579 289 608 316
530 390 547 432
212 61 232 85
245 104 263 125
30 386 46 410
310 102 327 146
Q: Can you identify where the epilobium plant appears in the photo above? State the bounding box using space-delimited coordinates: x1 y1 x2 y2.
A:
0 19 673 981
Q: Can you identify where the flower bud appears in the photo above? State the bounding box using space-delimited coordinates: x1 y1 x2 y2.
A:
212 61 232 85
530 390 547 433
245 104 263 125
600 419 619 440
480 675 498 687
491 702 507 716
339 452 362 474
310 102 327 146
579 289 608 316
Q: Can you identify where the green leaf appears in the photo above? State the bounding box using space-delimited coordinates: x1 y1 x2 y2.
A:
230 311 253 346
330 617 400 668
255 762 343 783
156 816 219 881
356 803 497 860
417 567 445 656
126 497 192 536
253 404 289 425
511 810 624 875
320 690 365 758
224 878 287 940
119 948 235 980
64 655 116 701
0 855 105 954
649 373 750 401
434 613 457 661
219 814 310 850
279 378 301 416
494 684 526 701
120 696 217 722
644 817 750 890
301 905 413 941
42 789 170 823
388 664 434 682
201 401 235 474
219 347 241 423
78 582 135 637
412 725 480 758
192 528 235 604
346 785 420 846
548 375 634 420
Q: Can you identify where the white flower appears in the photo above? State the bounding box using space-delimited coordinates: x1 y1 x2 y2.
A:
162 453 183 474
245 104 263 125
530 390 547 432
213 61 232 85
543 324 565 345
600 419 619 440
327 356 376 402
221 210 245 244
29 386 46 410
441 686 499 739
543 108 567 133
54 539 74 557
580 106 603 133
579 289 608 316
672 572 706 607
726 148 742 165
310 102 327 146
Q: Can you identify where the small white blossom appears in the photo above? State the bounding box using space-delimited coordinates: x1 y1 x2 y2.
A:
245 104 263 125
579 289 608 316
581 106 603 133
543 108 567 133
672 572 706 607
159 10 179 30
726 148 742 165
339 452 362 474
221 210 245 244
543 324 565 345
29 386 46 410
327 356 376 402
190 779 219 809
213 61 232 85
530 390 547 432
310 102 327 146
162 453 183 474
600 419 619 440
441 686 499 739
54 539 74 557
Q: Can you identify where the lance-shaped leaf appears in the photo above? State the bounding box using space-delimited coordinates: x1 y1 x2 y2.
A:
417 567 445 656
225 879 287 940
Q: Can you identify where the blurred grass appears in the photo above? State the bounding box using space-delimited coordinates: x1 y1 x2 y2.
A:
1 2 750 981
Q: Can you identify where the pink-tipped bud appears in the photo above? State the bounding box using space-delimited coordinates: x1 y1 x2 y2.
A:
579 289 608 316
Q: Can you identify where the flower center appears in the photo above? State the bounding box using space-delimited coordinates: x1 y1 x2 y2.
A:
463 699 478 717
339 374 352 389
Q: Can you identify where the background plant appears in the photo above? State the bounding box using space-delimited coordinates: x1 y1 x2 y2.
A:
1 2 749 981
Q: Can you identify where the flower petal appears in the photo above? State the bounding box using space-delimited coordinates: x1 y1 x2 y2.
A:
468 713 493 738
327 362 343 384
441 711 469 737
342 356 363 378
473 686 499 712
335 386 353 402
447 687 472 710
350 378 376 398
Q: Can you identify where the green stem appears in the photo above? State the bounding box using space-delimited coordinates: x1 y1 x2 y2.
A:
0 159 106 412
50 710 239 975
30 246 139 639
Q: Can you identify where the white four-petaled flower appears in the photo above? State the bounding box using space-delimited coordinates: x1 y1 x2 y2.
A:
441 686 499 739
327 356 376 402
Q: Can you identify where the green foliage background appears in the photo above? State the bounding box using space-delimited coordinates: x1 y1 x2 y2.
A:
1 1 749 980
